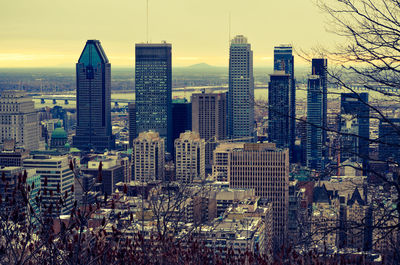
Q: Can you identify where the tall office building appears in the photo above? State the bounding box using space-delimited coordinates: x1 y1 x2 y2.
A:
133 131 165 182
312 59 328 145
339 93 370 169
128 103 136 148
228 35 254 140
172 98 192 144
228 143 289 248
274 45 295 161
192 92 226 170
174 131 205 183
23 155 74 218
379 118 400 164
73 40 115 151
268 71 290 148
135 43 172 153
0 90 40 151
307 76 324 170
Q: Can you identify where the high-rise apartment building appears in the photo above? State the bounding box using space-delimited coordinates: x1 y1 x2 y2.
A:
133 131 165 182
228 143 289 248
0 90 40 151
274 45 295 161
135 43 172 153
212 142 244 182
174 131 205 183
307 76 324 170
339 93 370 169
128 103 136 148
228 35 254 140
192 92 226 170
268 71 290 148
73 40 115 151
311 59 328 145
23 155 74 218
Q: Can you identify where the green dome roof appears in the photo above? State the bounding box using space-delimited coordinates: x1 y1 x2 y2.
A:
64 142 71 148
51 127 67 139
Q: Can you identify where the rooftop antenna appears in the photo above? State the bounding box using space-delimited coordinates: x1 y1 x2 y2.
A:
146 0 149 43
228 12 231 44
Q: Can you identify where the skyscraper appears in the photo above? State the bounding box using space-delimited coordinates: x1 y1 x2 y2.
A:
268 71 290 148
0 90 40 151
192 92 226 170
172 98 192 144
339 93 370 170
228 35 254 140
73 40 115 151
306 76 323 170
135 42 172 153
274 45 295 161
379 118 400 164
228 143 289 248
312 59 328 145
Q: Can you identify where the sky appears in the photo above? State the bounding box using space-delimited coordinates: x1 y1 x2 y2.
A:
0 0 341 68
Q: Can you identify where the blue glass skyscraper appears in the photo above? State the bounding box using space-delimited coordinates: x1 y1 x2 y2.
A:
268 71 290 148
135 43 173 153
73 40 115 151
274 45 295 161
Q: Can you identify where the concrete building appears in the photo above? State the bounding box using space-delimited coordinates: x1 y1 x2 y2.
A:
212 143 244 182
228 143 289 248
23 155 74 218
174 131 205 183
0 90 40 151
133 131 165 182
135 43 172 153
73 40 115 151
191 92 226 170
228 35 255 140
82 157 124 196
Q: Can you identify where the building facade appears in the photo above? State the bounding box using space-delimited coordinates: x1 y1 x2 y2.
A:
133 131 165 182
274 45 295 161
0 90 40 151
228 35 254 140
128 103 136 149
135 43 172 153
174 131 205 183
307 75 324 170
73 40 115 151
228 143 289 248
268 71 290 148
192 92 226 169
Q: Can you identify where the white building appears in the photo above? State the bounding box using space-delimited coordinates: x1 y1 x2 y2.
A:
175 131 205 183
0 90 40 151
23 155 74 218
133 131 165 182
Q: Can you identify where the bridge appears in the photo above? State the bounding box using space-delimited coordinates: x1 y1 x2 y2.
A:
33 95 134 105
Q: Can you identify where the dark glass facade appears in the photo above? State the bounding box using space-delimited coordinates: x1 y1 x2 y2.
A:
274 45 295 161
268 72 290 148
135 43 172 153
73 40 115 151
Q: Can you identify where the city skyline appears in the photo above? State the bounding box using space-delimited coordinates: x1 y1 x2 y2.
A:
0 0 338 68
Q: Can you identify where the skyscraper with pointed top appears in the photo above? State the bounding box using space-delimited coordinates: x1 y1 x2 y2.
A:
73 40 115 151
228 35 255 140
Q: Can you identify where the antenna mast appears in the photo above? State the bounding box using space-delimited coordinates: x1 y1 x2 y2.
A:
146 0 149 43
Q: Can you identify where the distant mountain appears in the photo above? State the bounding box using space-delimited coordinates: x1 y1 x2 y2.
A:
186 63 217 69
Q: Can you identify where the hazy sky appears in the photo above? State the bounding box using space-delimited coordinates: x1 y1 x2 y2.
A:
0 0 340 68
